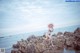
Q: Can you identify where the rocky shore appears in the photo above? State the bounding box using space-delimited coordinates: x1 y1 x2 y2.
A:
11 28 80 53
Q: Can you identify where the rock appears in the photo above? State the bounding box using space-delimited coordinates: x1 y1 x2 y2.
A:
27 35 36 41
53 36 65 50
27 43 35 53
35 43 46 53
57 32 63 36
11 27 80 53
12 34 66 53
74 27 80 34
74 28 80 50
64 27 80 50
64 32 74 37
64 32 75 49
11 49 19 53
13 44 19 48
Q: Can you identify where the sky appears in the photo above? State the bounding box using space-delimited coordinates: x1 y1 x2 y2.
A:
0 0 80 36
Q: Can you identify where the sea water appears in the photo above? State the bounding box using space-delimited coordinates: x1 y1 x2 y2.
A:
0 25 80 53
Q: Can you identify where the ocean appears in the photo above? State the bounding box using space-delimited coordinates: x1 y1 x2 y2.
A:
0 25 80 53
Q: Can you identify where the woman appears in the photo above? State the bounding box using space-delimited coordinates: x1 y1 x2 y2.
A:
44 23 54 47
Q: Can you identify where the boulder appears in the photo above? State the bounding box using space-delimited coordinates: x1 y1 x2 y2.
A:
13 44 19 48
74 27 80 34
64 27 80 50
73 27 80 50
27 43 35 53
11 49 19 53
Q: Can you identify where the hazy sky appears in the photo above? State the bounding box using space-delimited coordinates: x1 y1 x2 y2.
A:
0 0 80 35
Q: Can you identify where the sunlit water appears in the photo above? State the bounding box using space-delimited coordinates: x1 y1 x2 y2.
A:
0 25 80 53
